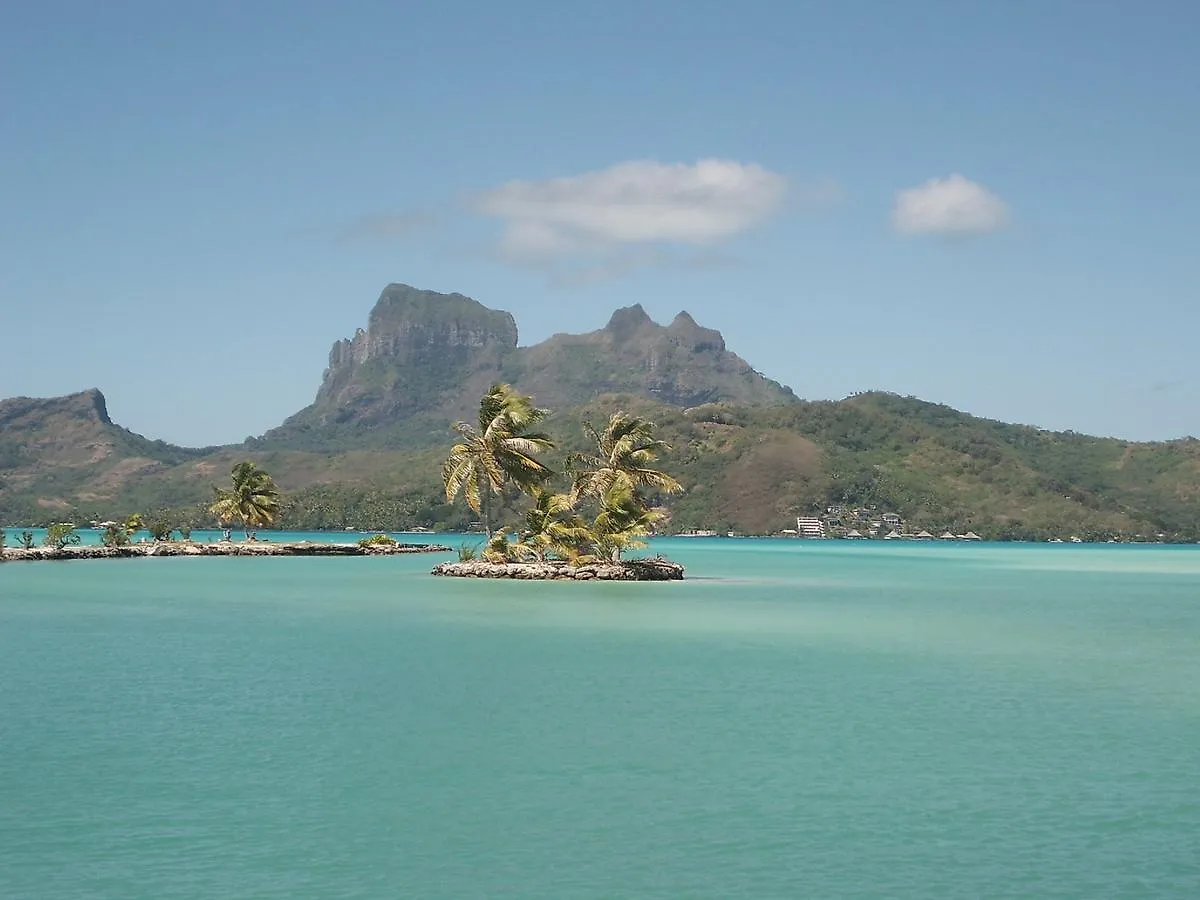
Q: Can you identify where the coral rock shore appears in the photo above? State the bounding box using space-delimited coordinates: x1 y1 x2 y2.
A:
1 541 452 562
431 558 685 581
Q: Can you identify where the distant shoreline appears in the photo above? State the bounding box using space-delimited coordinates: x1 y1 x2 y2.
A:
1 540 453 562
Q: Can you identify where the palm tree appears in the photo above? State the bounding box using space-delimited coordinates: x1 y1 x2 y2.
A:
482 528 518 563
443 384 555 536
569 412 682 504
591 486 665 562
210 461 281 539
518 490 591 562
123 512 145 537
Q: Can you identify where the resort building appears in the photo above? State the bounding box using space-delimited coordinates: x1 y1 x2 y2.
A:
796 517 827 539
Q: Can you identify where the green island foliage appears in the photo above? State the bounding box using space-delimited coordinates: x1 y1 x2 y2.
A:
2 289 1197 542
43 523 81 550
210 461 281 538
357 533 398 548
102 522 130 547
2 389 1198 542
443 385 681 563
146 518 175 541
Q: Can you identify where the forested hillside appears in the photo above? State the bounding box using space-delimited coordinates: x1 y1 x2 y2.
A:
3 389 1196 541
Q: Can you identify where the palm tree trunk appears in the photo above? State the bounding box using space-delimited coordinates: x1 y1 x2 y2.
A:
480 473 492 537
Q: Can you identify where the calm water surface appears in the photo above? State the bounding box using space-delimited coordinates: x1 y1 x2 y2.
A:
2 539 1199 898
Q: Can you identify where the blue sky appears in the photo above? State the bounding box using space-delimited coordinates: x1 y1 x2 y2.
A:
2 0 1196 446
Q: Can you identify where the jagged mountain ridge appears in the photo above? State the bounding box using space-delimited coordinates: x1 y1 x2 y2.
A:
506 303 794 410
261 283 795 449
3 284 1197 539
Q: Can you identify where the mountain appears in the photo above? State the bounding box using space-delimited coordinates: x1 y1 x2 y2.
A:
3 387 1198 542
2 284 1198 541
0 389 207 523
280 285 516 431
504 304 794 410
259 284 795 450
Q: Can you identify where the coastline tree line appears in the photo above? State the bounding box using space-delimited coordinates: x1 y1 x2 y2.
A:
6 385 1198 544
3 385 680 560
0 463 284 551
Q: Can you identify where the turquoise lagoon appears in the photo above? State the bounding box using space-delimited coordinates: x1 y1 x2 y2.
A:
2 538 1198 898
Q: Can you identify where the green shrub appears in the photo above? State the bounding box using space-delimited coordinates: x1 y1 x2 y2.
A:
147 519 174 541
457 544 478 562
482 529 518 563
178 525 193 541
43 523 81 550
102 524 130 547
19 531 35 549
357 533 398 548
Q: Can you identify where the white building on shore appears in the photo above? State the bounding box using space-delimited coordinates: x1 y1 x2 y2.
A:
796 517 827 539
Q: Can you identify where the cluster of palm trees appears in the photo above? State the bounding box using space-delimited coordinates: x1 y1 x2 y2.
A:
443 384 681 564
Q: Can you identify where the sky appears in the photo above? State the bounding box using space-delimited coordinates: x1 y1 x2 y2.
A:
2 0 1197 446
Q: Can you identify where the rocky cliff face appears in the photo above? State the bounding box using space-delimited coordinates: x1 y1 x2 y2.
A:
0 388 113 431
509 303 795 410
261 284 795 449
280 284 520 434
321 284 517 376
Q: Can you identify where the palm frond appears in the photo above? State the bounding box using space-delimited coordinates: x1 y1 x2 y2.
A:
462 470 482 514
499 434 557 457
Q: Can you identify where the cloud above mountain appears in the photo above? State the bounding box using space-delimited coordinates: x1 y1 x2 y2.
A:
472 159 790 260
892 174 1010 235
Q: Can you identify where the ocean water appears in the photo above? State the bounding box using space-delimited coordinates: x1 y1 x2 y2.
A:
2 539 1198 898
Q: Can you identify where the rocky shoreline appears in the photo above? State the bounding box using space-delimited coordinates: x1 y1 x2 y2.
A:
1 541 453 562
431 558 685 581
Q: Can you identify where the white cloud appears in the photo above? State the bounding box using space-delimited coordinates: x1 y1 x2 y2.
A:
892 174 1010 235
472 159 790 259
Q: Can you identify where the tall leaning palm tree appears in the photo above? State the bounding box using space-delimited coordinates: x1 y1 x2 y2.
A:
210 461 281 539
442 384 555 536
569 412 682 504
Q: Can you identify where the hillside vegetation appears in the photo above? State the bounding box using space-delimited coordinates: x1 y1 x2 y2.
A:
3 283 1195 540
3 389 1197 541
